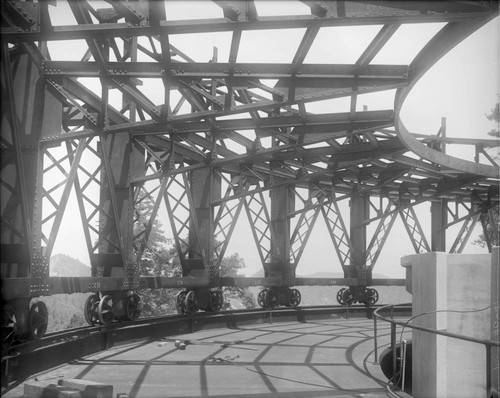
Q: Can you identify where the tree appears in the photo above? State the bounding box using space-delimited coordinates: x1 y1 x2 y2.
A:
135 193 255 317
472 208 499 249
135 193 180 318
486 101 500 137
472 101 500 248
219 253 256 310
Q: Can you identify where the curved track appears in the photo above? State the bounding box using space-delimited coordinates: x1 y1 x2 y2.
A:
395 14 499 178
1 305 411 391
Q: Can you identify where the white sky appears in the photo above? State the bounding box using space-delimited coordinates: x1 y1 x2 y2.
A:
46 2 499 278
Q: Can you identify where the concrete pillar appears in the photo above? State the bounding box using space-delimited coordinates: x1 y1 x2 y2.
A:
402 252 492 397
404 252 448 398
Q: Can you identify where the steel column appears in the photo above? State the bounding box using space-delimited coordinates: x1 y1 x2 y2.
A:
268 164 295 283
431 199 448 252
349 188 370 282
187 167 221 278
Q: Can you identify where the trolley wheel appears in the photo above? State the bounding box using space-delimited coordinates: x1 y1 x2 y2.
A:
175 290 188 314
366 288 379 305
208 290 224 312
257 289 268 308
336 288 346 305
27 301 48 340
287 288 301 307
97 295 115 325
183 290 198 314
84 294 100 326
341 288 355 306
125 293 142 321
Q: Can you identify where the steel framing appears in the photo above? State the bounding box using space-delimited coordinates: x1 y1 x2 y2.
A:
1 1 498 308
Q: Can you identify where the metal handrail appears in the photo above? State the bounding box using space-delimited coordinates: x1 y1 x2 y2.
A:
372 303 499 398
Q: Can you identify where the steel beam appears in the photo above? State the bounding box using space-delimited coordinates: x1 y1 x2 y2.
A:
41 60 409 80
3 12 494 43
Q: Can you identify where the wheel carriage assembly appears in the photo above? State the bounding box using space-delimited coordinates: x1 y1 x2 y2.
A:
336 287 379 306
257 287 302 309
175 289 224 314
83 291 142 326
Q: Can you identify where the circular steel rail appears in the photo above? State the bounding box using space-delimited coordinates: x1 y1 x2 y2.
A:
373 302 500 352
1 304 404 392
373 303 500 396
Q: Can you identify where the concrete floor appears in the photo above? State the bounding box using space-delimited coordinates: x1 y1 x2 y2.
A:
5 316 406 398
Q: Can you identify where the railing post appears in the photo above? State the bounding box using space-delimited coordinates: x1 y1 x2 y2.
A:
402 339 407 391
486 344 491 398
373 315 379 364
391 322 397 382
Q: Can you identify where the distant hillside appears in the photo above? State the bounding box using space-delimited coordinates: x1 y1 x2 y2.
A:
50 254 91 277
44 254 91 332
250 269 391 279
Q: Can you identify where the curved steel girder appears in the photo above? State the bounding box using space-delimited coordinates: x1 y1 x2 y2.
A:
394 15 500 179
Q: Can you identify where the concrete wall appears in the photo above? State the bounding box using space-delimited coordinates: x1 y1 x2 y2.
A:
401 251 495 398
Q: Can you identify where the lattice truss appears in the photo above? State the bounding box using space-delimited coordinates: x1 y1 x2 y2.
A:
1 0 499 278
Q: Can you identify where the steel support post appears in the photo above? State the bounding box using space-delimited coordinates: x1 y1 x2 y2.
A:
268 176 295 285
1 41 55 337
1 51 38 280
431 199 448 252
349 189 370 284
187 168 221 279
97 129 143 288
373 316 379 364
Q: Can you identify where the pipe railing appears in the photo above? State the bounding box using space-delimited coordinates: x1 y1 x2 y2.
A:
373 303 500 398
